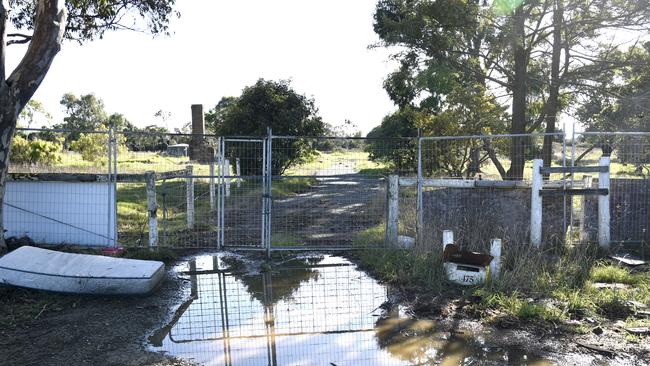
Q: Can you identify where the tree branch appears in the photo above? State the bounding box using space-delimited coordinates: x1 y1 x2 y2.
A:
483 140 507 180
7 0 68 113
7 33 33 45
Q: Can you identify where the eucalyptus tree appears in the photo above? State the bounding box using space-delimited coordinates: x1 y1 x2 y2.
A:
0 0 177 252
373 0 650 179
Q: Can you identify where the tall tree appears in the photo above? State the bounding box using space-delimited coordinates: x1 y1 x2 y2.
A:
373 0 650 179
0 0 177 252
211 79 325 175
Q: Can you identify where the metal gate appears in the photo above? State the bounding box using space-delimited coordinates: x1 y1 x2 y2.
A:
216 137 270 251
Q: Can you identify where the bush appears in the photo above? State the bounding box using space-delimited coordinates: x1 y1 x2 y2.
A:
10 135 62 165
70 132 127 162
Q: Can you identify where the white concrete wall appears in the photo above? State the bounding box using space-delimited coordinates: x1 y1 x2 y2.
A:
4 181 117 247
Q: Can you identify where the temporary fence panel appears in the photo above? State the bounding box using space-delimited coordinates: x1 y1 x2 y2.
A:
574 132 650 253
218 138 267 250
417 133 567 253
5 128 117 247
268 136 416 250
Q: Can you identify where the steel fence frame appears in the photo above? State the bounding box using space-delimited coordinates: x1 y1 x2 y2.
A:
6 126 650 256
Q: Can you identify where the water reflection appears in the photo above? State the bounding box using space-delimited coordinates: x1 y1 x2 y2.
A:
150 255 550 366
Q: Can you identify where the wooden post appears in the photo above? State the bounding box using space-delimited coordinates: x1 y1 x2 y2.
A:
442 230 454 250
236 158 241 188
145 171 158 248
598 157 610 249
530 159 543 247
385 175 399 247
579 175 593 242
209 159 215 211
490 238 502 281
186 164 194 229
225 159 231 197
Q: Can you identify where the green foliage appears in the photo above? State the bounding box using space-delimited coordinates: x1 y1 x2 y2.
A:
70 130 127 162
122 124 172 152
365 107 419 174
10 135 62 165
9 0 177 42
208 79 325 175
18 100 52 128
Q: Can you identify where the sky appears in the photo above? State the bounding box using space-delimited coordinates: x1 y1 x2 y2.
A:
6 0 397 134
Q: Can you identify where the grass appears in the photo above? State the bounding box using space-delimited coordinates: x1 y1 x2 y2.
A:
271 233 303 247
272 177 317 197
352 224 385 247
590 264 639 285
353 239 650 328
354 248 447 293
284 149 387 176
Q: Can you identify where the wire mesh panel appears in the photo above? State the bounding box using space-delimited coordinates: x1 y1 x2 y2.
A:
418 134 567 251
152 256 395 366
269 137 415 249
220 139 265 249
114 131 220 248
575 132 650 251
5 128 116 247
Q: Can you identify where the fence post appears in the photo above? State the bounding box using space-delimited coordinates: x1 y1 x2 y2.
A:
385 175 399 247
225 159 231 197
209 158 215 211
530 159 543 247
186 164 194 229
416 138 423 247
598 157 611 249
145 171 158 248
579 175 593 242
236 158 241 188
490 238 502 282
442 230 454 250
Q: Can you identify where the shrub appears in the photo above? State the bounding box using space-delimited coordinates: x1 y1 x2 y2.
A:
70 132 127 162
10 135 62 165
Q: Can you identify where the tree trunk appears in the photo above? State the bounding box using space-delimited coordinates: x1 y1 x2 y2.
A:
0 0 68 253
0 102 16 253
509 6 527 180
542 0 563 171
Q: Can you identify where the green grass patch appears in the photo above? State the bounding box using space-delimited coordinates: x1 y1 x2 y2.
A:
120 247 178 263
590 264 638 285
271 233 303 247
272 177 317 197
352 224 385 247
481 292 567 323
354 249 447 292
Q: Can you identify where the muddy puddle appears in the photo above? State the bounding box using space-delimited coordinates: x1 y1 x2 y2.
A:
149 254 552 365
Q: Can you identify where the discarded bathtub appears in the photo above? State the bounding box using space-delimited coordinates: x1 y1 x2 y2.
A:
441 230 500 286
0 246 164 295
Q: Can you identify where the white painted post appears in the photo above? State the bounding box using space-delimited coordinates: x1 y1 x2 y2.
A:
236 158 241 188
209 159 215 211
530 159 543 247
186 164 194 229
490 238 502 281
579 175 593 242
442 230 454 251
385 175 399 247
225 159 231 197
145 171 158 248
598 157 611 249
